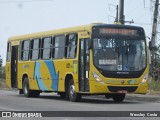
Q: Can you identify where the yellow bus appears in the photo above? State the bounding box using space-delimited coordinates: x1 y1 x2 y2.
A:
6 23 149 102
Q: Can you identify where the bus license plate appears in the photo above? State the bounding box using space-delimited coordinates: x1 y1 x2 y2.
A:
117 90 128 93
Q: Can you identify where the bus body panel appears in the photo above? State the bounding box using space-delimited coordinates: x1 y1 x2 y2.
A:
18 61 39 90
6 23 149 97
17 59 79 92
6 62 11 88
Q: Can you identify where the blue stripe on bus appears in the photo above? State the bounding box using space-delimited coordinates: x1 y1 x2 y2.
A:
44 60 59 91
34 61 48 91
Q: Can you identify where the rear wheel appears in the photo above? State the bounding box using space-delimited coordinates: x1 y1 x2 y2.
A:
19 89 23 94
68 79 81 102
23 77 40 97
112 93 125 102
105 94 112 99
58 92 66 98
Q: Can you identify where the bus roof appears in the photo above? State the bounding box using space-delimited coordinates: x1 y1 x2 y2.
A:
8 23 144 41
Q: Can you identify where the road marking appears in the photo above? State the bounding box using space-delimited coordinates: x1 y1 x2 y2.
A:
70 102 110 110
0 106 21 111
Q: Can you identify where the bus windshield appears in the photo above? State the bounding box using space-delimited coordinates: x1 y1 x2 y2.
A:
93 37 146 72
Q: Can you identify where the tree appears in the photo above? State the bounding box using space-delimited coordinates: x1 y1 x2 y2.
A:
153 45 160 80
0 56 3 78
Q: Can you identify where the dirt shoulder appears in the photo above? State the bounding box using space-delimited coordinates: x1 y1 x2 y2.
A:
0 79 11 90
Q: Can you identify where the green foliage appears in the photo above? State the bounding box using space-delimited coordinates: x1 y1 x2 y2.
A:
0 60 2 67
0 78 7 89
149 79 160 91
0 66 5 79
0 78 4 84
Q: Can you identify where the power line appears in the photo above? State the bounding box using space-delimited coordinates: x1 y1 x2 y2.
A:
135 10 151 23
0 0 53 3
144 0 151 9
125 1 144 16
134 22 152 25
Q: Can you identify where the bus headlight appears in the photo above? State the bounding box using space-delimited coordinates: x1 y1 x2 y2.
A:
141 74 148 84
92 72 104 84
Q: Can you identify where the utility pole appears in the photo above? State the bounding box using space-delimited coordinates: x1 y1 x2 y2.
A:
117 0 134 24
118 0 125 24
114 5 119 23
151 0 159 78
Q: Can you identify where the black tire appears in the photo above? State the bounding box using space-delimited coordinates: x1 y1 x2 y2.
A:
19 89 23 94
23 77 40 97
68 79 81 102
59 92 66 99
105 94 112 99
112 93 125 102
32 91 40 97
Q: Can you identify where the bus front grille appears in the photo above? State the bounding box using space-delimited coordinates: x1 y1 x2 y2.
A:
108 86 138 93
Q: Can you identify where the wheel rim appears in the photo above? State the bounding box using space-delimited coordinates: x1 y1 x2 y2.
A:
24 82 28 95
70 84 75 98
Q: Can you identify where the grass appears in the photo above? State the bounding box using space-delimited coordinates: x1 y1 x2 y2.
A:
0 78 9 89
149 78 160 91
147 77 160 95
0 79 4 86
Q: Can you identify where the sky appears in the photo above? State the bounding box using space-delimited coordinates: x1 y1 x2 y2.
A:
0 0 155 65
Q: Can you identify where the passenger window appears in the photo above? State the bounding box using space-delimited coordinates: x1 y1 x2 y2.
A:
53 35 65 58
30 39 40 60
42 37 52 59
65 33 77 58
21 40 30 60
6 42 11 61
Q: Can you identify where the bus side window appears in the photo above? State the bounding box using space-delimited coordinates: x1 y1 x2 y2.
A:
21 40 30 61
65 33 77 58
7 42 11 61
53 35 65 59
42 37 52 59
30 39 40 60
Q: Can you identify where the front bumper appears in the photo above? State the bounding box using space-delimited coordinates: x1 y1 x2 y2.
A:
89 81 148 94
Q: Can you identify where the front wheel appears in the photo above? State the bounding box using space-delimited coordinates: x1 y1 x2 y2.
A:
112 93 125 102
68 79 81 102
58 92 66 98
23 77 40 97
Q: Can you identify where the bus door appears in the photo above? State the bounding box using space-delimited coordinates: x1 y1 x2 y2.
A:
11 46 18 88
79 39 90 92
6 42 11 87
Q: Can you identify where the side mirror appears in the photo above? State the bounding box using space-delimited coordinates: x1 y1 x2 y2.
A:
149 41 152 50
88 39 92 49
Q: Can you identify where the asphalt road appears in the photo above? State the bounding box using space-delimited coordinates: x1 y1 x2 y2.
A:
0 90 160 120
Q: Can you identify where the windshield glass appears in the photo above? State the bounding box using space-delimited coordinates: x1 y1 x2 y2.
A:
93 37 146 71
